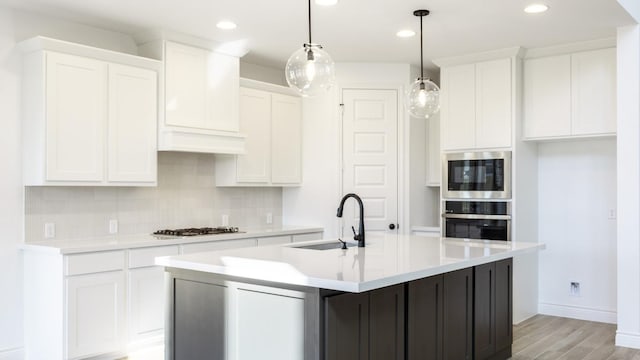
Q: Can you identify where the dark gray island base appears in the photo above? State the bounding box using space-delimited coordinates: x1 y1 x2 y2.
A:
163 257 512 360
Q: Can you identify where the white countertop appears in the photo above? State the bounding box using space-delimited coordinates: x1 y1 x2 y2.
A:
20 226 324 254
156 234 544 293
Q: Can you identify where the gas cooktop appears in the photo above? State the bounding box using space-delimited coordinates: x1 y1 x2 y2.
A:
153 227 243 237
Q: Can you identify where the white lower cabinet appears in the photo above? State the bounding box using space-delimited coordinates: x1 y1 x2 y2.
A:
66 271 126 359
128 267 166 343
24 231 324 359
127 245 180 346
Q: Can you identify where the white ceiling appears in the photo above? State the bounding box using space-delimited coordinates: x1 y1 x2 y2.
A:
0 0 635 71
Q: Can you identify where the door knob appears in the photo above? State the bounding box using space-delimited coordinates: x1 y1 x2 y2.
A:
389 223 396 230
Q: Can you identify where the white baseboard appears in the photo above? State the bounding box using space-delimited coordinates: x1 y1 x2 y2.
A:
0 347 24 360
616 331 640 349
538 302 617 324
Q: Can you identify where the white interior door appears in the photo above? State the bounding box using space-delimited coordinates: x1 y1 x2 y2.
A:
341 88 398 237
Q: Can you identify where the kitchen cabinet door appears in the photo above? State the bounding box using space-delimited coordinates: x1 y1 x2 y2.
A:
271 93 302 184
107 63 158 183
128 266 166 344
426 114 441 186
369 285 405 360
408 275 443 360
443 267 473 360
474 262 496 360
475 58 512 149
494 258 513 354
66 271 126 359
325 292 370 360
474 258 513 360
45 51 106 182
524 55 572 139
571 48 616 136
164 41 208 129
237 87 271 183
441 63 476 151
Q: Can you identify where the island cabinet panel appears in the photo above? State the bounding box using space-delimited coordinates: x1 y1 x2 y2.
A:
474 258 513 360
369 285 405 360
442 268 474 360
495 258 513 355
325 292 369 360
325 284 405 360
407 275 444 360
173 279 226 360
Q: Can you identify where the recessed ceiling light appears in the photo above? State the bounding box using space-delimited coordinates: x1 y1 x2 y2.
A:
216 21 237 30
396 30 416 38
524 4 549 13
315 0 338 5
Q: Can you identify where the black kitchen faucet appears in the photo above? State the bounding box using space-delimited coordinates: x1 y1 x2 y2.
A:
336 193 365 247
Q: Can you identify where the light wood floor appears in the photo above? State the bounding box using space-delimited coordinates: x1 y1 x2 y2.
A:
512 315 640 359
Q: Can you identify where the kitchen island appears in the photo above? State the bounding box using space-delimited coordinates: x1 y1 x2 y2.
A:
156 234 543 360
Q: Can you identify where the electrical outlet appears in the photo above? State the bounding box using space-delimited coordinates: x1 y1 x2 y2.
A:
221 214 229 226
570 281 581 296
109 219 118 234
266 212 273 225
44 223 55 239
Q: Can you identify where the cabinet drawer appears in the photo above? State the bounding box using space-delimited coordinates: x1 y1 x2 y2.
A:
129 245 180 269
181 239 257 254
257 235 291 246
65 250 125 276
292 233 323 243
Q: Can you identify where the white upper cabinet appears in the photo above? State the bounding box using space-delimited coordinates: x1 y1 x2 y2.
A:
216 79 302 187
426 114 440 187
107 64 158 183
44 52 106 182
271 94 303 184
524 47 616 140
441 63 476 151
440 58 513 151
571 48 617 136
523 55 572 139
140 40 245 154
20 37 160 186
475 58 512 149
236 87 271 183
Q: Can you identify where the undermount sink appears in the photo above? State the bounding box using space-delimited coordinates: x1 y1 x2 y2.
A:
293 242 356 250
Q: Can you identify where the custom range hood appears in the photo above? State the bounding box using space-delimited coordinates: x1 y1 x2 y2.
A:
137 30 249 154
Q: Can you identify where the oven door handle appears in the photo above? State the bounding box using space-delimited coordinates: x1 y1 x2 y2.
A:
441 213 512 220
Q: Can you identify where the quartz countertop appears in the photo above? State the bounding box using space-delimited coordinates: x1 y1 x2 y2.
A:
20 226 324 254
156 234 544 293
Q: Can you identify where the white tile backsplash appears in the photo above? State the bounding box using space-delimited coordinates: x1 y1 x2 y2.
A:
25 152 283 242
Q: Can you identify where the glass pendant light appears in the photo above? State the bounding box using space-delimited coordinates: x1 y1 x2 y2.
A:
406 10 440 119
285 0 335 97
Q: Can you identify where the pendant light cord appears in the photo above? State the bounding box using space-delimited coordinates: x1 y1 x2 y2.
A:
419 14 424 82
308 0 312 45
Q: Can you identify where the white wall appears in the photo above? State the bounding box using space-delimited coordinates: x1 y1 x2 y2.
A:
616 23 640 348
0 7 24 359
537 139 617 323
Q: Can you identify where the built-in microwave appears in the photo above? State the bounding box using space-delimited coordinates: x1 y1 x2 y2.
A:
442 151 512 199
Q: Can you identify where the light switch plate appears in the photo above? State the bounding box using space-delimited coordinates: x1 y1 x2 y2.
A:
222 214 229 226
109 219 118 234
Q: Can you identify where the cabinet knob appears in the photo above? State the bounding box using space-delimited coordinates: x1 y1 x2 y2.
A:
389 223 396 230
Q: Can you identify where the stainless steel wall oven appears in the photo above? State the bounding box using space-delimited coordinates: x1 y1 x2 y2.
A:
442 200 511 241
